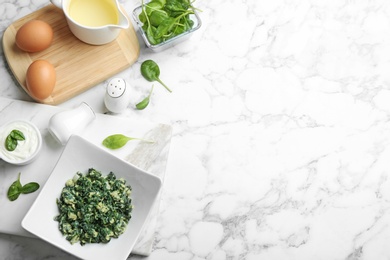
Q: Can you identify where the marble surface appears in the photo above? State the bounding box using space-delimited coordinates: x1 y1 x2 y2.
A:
1 0 390 259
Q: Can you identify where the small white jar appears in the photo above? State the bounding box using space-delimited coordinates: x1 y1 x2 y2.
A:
48 102 96 145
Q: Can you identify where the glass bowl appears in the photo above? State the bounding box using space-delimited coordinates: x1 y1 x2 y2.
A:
132 5 202 52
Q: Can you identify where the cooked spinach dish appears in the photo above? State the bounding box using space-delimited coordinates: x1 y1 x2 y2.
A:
54 168 133 245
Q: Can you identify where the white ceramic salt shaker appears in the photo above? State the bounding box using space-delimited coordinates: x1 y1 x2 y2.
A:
104 78 131 113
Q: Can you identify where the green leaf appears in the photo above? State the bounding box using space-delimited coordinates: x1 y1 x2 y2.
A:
149 10 169 27
139 11 147 23
7 188 20 201
136 96 150 110
145 1 164 16
10 129 25 141
155 17 175 38
146 25 160 45
136 85 154 110
102 134 135 150
153 0 166 5
165 0 187 13
5 135 17 151
7 173 22 201
5 129 25 151
140 60 172 92
141 60 160 81
172 23 187 37
21 182 40 194
102 134 153 149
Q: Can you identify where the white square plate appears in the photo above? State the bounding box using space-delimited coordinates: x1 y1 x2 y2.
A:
22 135 162 260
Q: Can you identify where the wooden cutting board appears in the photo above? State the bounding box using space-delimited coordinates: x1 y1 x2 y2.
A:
2 4 140 105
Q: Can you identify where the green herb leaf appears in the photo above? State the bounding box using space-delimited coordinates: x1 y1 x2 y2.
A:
155 17 175 38
136 96 150 110
146 25 159 45
141 60 172 92
5 129 25 151
144 0 163 16
7 173 22 201
5 135 17 151
102 134 133 149
10 129 25 141
102 134 153 150
7 173 40 201
21 182 40 194
136 85 154 110
149 10 169 27
7 188 20 201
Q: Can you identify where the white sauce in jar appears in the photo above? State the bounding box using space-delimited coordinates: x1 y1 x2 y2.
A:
0 121 40 162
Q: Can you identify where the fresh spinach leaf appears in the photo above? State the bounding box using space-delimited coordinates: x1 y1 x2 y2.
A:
141 60 172 92
21 182 40 194
144 0 164 16
7 173 22 201
5 135 17 151
136 85 154 110
150 10 169 27
146 25 160 45
5 129 25 151
155 17 175 38
7 173 39 201
10 130 25 141
102 134 153 150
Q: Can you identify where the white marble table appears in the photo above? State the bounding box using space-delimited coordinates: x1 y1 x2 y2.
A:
2 0 390 259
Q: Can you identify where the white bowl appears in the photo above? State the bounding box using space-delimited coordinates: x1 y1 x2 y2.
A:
22 135 162 260
0 120 42 165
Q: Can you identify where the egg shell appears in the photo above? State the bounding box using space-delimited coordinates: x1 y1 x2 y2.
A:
15 20 53 52
26 60 56 100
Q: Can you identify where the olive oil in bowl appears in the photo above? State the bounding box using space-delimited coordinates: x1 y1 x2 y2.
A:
68 0 119 27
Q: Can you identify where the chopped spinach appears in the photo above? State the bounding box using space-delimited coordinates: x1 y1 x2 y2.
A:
54 168 133 245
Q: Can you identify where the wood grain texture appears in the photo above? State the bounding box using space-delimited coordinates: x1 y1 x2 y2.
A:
2 4 140 105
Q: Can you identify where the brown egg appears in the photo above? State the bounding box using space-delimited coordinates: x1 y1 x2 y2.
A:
15 20 53 52
26 60 56 100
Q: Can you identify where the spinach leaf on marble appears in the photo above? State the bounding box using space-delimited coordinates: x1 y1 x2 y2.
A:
136 85 154 110
7 172 40 201
102 134 153 150
141 60 171 92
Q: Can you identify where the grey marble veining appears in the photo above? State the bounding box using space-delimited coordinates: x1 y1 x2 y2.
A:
2 0 390 259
